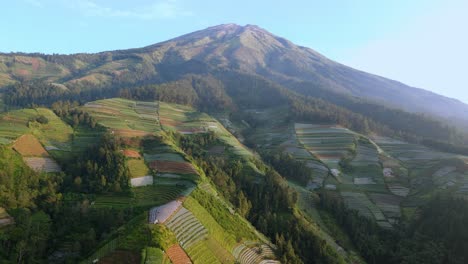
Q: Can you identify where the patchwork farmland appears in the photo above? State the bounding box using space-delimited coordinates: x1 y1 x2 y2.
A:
295 123 356 169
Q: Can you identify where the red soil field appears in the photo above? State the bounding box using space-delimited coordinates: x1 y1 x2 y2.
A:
160 117 182 127
14 69 30 77
31 58 40 71
13 134 49 157
148 160 197 175
113 129 153 138
166 244 192 264
122 149 141 158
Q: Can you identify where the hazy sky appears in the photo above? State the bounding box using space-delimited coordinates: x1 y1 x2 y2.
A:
2 0 467 103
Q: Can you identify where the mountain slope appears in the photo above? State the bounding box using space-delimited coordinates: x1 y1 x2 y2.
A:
0 24 466 123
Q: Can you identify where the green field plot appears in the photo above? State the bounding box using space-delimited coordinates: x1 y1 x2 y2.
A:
184 196 238 250
0 107 74 151
142 247 171 264
186 240 223 264
144 153 185 162
165 207 208 249
0 108 37 142
128 159 150 178
93 184 186 209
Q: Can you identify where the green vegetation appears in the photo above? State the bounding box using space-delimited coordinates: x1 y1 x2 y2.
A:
149 224 177 250
93 184 186 209
184 196 238 250
128 159 150 178
141 247 170 264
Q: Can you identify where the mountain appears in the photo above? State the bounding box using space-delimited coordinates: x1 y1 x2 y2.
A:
1 23 466 123
2 25 468 263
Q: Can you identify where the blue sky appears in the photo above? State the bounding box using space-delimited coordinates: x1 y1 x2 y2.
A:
2 0 468 103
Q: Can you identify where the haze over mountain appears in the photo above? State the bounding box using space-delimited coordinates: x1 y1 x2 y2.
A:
1 23 467 123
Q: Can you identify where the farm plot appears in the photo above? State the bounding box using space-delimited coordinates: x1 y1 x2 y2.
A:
144 153 185 162
387 184 410 197
93 184 186 209
149 200 183 224
166 244 192 264
431 166 460 189
159 102 213 134
128 159 150 178
24 157 61 173
340 192 387 223
373 136 454 168
0 107 74 152
295 123 356 168
233 243 279 264
368 193 402 219
122 149 141 158
165 207 208 249
186 239 222 264
0 108 36 142
350 144 379 167
142 247 171 264
82 98 161 135
131 176 153 187
13 134 48 157
353 178 376 185
183 196 239 250
149 160 198 175
32 108 73 149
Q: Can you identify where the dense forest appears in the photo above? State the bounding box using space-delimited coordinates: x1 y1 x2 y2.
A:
0 145 134 263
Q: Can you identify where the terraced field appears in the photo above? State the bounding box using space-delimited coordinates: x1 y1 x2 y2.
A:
233 243 279 264
82 98 161 135
186 240 222 264
165 207 208 249
166 244 192 264
0 108 73 148
93 184 186 209
340 192 392 228
295 123 356 169
372 136 454 169
149 160 198 175
24 157 61 173
148 200 183 224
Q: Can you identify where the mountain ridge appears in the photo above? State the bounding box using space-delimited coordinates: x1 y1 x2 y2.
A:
0 23 467 123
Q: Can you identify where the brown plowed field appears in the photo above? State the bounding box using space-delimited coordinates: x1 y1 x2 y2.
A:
13 134 49 157
122 149 141 158
166 244 192 264
114 129 153 138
